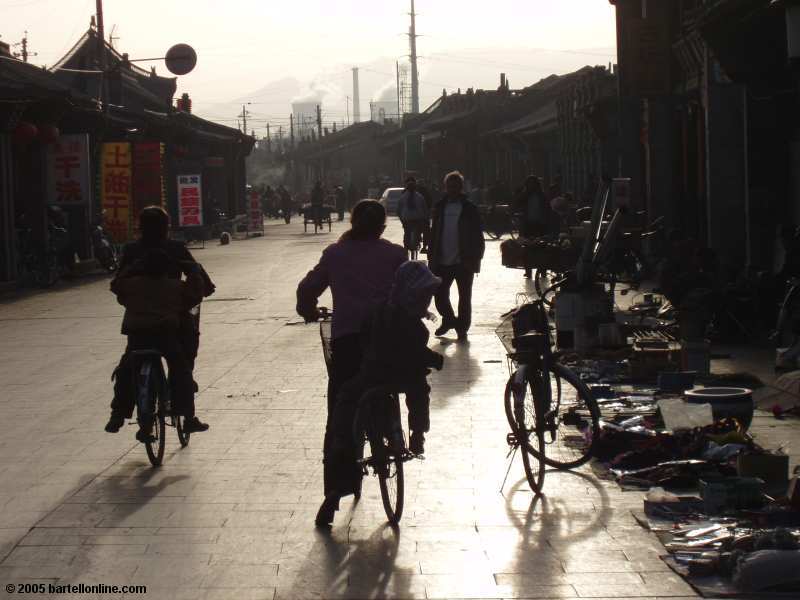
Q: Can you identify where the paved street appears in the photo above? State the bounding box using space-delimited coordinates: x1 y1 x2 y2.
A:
0 218 788 600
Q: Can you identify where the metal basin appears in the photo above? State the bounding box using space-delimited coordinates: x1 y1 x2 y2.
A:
684 387 754 430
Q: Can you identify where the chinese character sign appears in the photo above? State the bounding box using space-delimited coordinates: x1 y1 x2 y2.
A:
47 134 90 205
133 142 165 215
101 142 132 243
249 189 264 233
177 175 203 227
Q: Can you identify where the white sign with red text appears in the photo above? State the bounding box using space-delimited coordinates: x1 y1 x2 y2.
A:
177 175 203 227
47 134 91 205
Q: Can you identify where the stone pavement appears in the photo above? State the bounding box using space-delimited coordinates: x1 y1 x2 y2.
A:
0 217 792 599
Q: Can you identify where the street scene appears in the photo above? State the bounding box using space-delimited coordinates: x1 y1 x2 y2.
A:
4 1 800 599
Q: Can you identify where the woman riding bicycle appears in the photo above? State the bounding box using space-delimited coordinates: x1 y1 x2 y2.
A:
296 200 407 523
319 261 445 526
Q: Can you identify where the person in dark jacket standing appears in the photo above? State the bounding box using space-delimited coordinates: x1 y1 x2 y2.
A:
428 171 485 340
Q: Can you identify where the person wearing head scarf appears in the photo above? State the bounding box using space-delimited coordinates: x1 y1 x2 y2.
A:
315 261 444 527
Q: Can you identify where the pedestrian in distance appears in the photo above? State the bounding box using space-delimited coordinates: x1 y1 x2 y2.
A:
335 186 347 222
428 171 485 341
397 176 430 257
296 200 407 503
513 175 549 279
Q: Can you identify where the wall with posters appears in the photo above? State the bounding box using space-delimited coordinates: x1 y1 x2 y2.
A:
177 174 203 228
101 143 132 244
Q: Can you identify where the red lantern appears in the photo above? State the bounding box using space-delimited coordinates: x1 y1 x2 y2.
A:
38 124 60 144
13 122 38 146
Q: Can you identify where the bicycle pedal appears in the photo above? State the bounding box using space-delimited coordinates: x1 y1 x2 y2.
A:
505 432 518 446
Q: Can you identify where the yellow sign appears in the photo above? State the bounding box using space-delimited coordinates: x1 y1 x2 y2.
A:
101 142 132 243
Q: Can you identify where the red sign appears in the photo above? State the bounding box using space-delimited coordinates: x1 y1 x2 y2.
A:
101 142 132 243
177 174 203 227
249 190 264 233
133 143 164 215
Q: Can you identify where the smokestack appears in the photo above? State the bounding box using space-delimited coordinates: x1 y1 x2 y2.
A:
352 67 361 123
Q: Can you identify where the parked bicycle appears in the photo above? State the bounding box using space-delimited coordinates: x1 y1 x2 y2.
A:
498 282 601 494
15 226 59 288
317 307 418 525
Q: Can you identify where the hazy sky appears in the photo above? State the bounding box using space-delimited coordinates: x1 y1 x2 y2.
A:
2 0 617 129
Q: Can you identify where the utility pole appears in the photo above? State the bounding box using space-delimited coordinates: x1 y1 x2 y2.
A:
316 105 322 140
266 123 271 152
396 61 402 120
239 105 249 134
352 67 361 123
346 96 350 126
290 114 295 148
409 0 420 113
96 0 105 67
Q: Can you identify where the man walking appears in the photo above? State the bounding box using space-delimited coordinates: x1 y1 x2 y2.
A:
428 171 485 341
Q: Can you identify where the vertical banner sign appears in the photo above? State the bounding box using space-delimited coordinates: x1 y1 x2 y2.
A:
248 189 264 233
133 142 164 216
47 134 91 204
101 142 132 243
177 175 203 227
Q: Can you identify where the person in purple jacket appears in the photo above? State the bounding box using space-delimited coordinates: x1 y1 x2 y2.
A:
296 200 407 508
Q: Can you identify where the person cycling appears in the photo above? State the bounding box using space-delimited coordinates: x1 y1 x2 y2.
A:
318 261 444 526
106 249 209 441
310 181 326 226
279 185 293 221
296 200 407 520
105 206 215 434
397 176 429 256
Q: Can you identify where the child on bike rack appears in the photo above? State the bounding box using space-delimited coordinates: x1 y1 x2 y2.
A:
317 261 444 526
105 249 209 442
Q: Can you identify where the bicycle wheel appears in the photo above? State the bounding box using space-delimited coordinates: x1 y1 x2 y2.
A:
374 396 405 524
505 369 545 494
139 362 166 466
175 415 190 447
537 364 600 470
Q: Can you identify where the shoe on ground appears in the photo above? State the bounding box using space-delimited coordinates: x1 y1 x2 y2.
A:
135 429 156 444
435 319 456 337
315 494 340 527
456 329 469 342
183 417 209 434
104 415 125 433
409 431 425 455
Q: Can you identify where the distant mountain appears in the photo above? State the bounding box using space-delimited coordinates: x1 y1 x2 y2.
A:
193 46 615 133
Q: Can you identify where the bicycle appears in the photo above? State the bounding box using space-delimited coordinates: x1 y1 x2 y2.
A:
316 307 417 524
498 283 601 493
131 305 200 466
404 223 423 260
353 385 416 525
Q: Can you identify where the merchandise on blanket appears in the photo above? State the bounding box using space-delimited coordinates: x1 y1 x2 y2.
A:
699 477 764 514
615 460 731 490
733 549 800 592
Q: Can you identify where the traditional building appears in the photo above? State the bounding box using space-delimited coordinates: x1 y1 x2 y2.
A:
0 26 253 286
609 0 791 271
